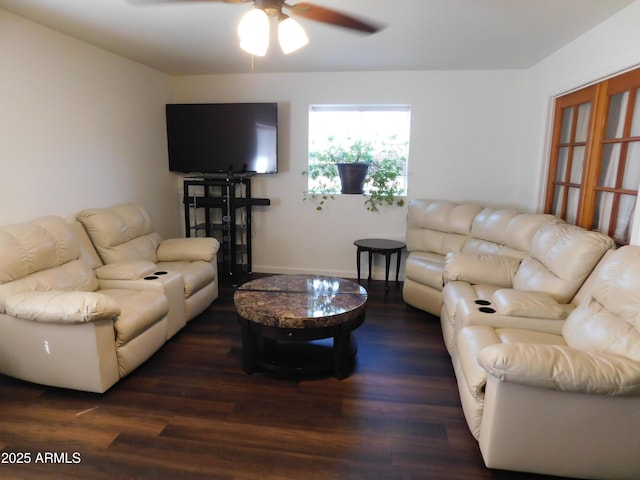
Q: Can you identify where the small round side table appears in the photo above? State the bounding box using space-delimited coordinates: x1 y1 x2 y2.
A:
354 238 405 291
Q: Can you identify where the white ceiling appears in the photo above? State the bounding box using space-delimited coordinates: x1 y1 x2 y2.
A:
0 0 635 75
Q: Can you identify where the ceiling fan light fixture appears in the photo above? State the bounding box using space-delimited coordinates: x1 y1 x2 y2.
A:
278 16 308 54
238 8 270 56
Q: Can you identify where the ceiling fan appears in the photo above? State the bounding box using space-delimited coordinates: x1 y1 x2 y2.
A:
128 0 383 56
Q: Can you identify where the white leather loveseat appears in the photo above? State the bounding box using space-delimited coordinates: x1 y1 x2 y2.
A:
403 199 557 316
457 246 640 479
0 216 170 393
76 203 219 337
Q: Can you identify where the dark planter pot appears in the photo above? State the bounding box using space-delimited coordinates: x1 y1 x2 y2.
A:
337 163 369 194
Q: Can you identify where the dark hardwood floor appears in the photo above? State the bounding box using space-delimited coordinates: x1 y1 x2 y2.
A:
0 276 567 480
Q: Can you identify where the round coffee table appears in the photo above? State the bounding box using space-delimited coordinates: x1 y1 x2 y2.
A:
234 274 368 379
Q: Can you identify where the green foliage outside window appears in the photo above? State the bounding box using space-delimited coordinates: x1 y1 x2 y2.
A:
305 135 407 211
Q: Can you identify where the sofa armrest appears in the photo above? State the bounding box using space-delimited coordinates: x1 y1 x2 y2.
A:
95 261 157 280
443 252 521 288
478 343 640 396
157 237 220 263
491 289 568 320
5 291 121 324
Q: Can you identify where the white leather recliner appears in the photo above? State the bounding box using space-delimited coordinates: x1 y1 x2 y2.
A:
440 222 615 355
0 216 170 393
76 203 219 337
454 246 640 479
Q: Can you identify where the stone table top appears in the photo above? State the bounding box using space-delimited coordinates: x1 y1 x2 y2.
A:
234 274 368 329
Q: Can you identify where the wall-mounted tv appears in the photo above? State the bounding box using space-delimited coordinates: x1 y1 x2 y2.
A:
166 102 278 175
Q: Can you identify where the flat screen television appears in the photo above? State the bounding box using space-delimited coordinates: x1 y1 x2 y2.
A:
166 102 278 174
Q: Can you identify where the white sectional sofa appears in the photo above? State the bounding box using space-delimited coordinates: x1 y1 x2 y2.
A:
402 198 640 479
403 199 558 316
0 206 219 393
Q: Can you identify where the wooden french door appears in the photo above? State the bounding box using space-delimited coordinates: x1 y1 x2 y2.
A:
545 85 597 225
545 67 640 245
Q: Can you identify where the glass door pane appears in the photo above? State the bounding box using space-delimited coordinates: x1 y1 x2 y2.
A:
566 188 580 224
622 142 640 190
598 144 621 188
615 194 636 244
631 88 640 137
605 91 629 139
593 191 613 233
553 186 564 217
556 147 569 180
575 103 591 142
560 107 573 143
570 146 585 183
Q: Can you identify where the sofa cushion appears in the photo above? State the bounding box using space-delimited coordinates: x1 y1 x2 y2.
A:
0 217 99 312
5 291 120 323
563 245 640 363
407 199 482 235
404 251 446 290
458 326 567 400
157 237 219 263
491 289 566 320
513 223 614 303
457 325 501 399
463 210 556 258
0 259 100 314
77 204 162 264
478 342 640 395
469 208 519 246
95 261 157 280
504 213 559 252
0 216 81 284
156 260 216 297
494 327 567 345
444 252 521 288
405 200 482 255
101 289 168 346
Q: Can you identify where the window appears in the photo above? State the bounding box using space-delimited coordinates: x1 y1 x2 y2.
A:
545 67 640 245
307 105 411 199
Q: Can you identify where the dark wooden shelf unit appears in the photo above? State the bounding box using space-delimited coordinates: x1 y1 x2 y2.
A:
183 175 270 283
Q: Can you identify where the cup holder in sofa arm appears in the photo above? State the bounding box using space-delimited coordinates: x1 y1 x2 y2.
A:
474 299 496 313
154 271 168 275
478 306 496 313
144 276 159 280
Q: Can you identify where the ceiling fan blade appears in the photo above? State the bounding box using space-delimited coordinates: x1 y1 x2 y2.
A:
287 2 383 34
125 0 249 5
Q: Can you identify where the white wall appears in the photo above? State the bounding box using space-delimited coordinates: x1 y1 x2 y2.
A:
0 10 178 237
172 70 528 279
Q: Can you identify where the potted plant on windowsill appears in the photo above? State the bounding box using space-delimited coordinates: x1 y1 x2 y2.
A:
309 137 374 194
306 136 407 211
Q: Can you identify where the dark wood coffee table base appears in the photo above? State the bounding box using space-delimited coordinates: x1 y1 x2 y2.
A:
238 315 363 379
